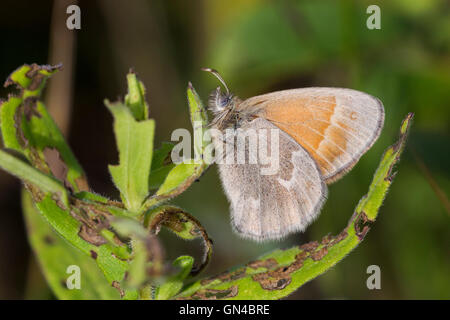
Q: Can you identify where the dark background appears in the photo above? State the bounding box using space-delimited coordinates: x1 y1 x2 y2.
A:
0 0 448 299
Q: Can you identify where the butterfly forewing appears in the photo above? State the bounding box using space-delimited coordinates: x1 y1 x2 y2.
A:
241 88 384 183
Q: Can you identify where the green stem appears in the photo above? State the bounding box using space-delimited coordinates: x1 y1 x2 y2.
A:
0 149 68 207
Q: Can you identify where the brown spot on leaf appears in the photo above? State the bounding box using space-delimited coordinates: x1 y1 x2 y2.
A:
28 74 45 91
252 252 307 291
24 63 41 77
200 268 247 286
112 281 124 298
189 226 201 237
90 250 98 259
13 105 29 148
24 183 45 203
24 64 43 90
75 175 90 192
295 251 308 261
332 229 348 245
311 247 328 261
78 224 107 246
43 235 55 245
321 234 333 245
187 285 239 300
252 271 293 291
23 97 41 120
43 148 71 190
26 63 62 91
385 170 397 182
4 77 14 88
383 114 413 182
143 235 165 278
299 241 319 252
354 211 373 241
247 258 278 270
162 154 173 166
274 278 291 290
199 278 215 286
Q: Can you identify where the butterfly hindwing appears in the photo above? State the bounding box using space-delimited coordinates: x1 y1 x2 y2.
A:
213 118 327 241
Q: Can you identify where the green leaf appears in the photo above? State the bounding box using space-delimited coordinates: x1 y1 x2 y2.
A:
22 100 87 190
30 191 139 299
110 217 149 239
110 217 164 291
5 63 61 97
1 64 138 299
0 64 88 193
148 164 176 190
142 83 209 210
155 163 198 196
155 256 194 300
126 240 151 290
151 142 175 171
73 191 109 204
22 190 120 300
36 196 121 274
187 82 209 162
0 149 68 207
0 97 23 152
149 142 175 189
124 72 149 121
106 101 155 212
175 113 414 300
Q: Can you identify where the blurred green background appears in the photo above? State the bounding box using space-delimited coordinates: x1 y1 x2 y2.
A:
0 0 448 299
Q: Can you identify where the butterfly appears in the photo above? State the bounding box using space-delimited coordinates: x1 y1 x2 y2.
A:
202 68 384 241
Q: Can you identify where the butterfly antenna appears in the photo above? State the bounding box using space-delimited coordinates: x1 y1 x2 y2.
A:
201 67 230 95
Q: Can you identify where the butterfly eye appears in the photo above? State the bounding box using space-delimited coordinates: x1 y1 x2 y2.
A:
208 86 233 112
220 96 231 108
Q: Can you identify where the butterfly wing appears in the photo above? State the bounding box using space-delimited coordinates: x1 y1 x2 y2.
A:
214 118 327 241
240 88 384 183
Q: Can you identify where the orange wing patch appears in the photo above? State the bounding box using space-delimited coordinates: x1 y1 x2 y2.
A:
261 96 357 181
241 88 384 184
